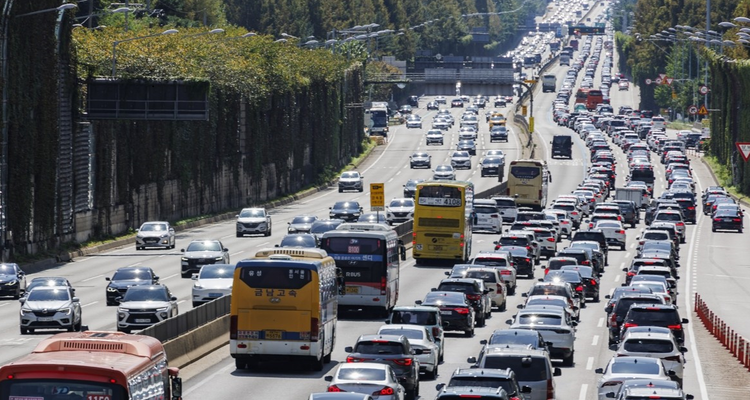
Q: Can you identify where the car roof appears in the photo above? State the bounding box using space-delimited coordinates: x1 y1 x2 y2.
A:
357 334 406 343
450 367 514 379
392 305 440 312
484 345 550 357
622 329 675 341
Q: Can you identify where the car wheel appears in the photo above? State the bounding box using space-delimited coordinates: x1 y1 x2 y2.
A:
593 294 600 303
236 232 243 238
563 351 575 367
508 285 516 296
20 327 27 335
135 245 141 250
499 300 507 312
740 228 744 233
464 328 474 337
264 228 271 237
74 319 82 331
181 271 191 279
338 188 343 193
359 187 363 192
427 363 438 380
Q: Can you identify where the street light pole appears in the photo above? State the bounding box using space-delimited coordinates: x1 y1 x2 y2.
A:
111 29 179 77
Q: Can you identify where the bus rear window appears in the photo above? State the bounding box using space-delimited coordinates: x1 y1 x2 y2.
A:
239 267 312 289
418 186 463 207
510 166 541 180
324 238 382 254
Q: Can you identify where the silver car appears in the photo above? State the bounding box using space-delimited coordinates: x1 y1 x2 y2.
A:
191 264 233 307
325 363 405 400
426 130 444 145
433 165 456 180
339 171 364 192
287 215 318 233
19 286 82 334
410 152 432 169
406 114 422 129
236 207 272 237
180 239 230 278
617 327 686 383
117 284 178 333
386 198 415 225
450 151 472 170
135 221 175 250
509 305 577 366
377 324 440 379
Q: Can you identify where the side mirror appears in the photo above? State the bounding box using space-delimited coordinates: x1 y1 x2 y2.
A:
415 300 423 305
467 356 477 364
192 274 199 280
154 276 160 281
604 294 611 299
170 296 178 301
605 393 616 398
444 271 451 276
622 267 628 272
505 319 513 325
479 339 488 345
344 346 353 353
180 249 185 253
682 318 689 324
223 248 228 252
105 277 111 281
18 298 25 304
436 383 446 391
431 288 437 292
686 395 695 400
324 376 333 382
516 304 524 309
521 293 528 297
553 367 562 376
680 346 688 353
72 297 80 303
594 368 604 374
537 278 544 282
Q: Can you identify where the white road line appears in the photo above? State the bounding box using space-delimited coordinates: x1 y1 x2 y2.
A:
614 274 620 282
81 274 104 283
75 257 92 263
161 273 180 281
396 170 402 175
592 335 599 346
597 317 605 328
608 287 614 296
177 300 186 305
585 357 594 371
0 303 10 308
625 251 631 258
221 234 235 239
257 241 270 247
230 251 244 257
579 384 588 400
81 301 98 308
388 177 394 183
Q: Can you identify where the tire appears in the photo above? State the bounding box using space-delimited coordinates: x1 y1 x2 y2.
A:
593 294 600 303
439 348 444 363
135 245 141 250
712 226 716 232
264 228 271 237
740 228 744 233
338 188 343 193
20 327 27 335
235 358 247 370
181 271 191 279
193 302 200 308
427 363 438 380
310 353 325 371
236 232 243 238
508 285 516 296
499 300 507 312
464 328 474 337
74 319 82 331
359 188 363 192
477 314 485 327
563 351 575 367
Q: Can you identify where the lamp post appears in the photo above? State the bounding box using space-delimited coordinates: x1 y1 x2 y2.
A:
111 29 179 77
73 6 130 28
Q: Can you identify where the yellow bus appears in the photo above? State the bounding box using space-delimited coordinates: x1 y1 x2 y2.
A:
230 248 340 371
507 159 550 211
412 181 474 264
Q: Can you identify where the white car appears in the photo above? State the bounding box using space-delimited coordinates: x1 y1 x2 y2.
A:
135 221 176 250
470 252 517 295
433 165 456 180
594 220 626 250
338 171 364 192
236 207 272 237
191 264 233 307
510 305 577 366
377 324 440 379
386 198 415 225
616 327 686 384
464 267 507 310
544 210 573 238
325 362 406 400
472 199 502 234
406 114 422 129
450 151 472 170
595 356 673 400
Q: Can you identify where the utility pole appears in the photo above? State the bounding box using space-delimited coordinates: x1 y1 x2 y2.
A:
704 0 710 108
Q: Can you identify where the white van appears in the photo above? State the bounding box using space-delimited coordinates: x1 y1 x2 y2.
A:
651 116 666 130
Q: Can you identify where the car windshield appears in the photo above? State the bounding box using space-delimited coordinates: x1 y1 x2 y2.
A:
199 266 233 279
438 282 476 293
452 152 469 158
112 269 151 281
291 216 315 224
488 332 539 346
310 222 340 234
27 288 70 302
656 213 681 221
609 360 660 375
517 313 562 325
389 199 414 207
333 202 358 210
354 341 403 355
341 172 360 179
140 223 168 231
484 158 502 164
379 329 425 340
465 270 497 283
391 311 437 325
122 287 169 302
337 367 386 381
436 166 452 172
239 209 265 218
186 241 222 252
623 339 674 353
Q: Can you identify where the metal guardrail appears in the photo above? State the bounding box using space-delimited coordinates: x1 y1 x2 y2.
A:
140 294 231 342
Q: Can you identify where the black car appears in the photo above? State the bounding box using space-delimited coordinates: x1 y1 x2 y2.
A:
435 278 493 327
555 248 593 269
277 233 318 248
712 208 743 232
560 265 600 302
0 263 26 299
543 270 585 301
612 200 639 228
408 95 419 107
496 246 534 278
571 230 609 260
329 201 363 222
426 101 439 110
551 135 572 159
607 294 665 346
451 98 464 108
674 198 697 223
441 367 530 399
620 304 689 344
417 291 476 336
403 179 425 198
105 266 159 306
399 104 412 114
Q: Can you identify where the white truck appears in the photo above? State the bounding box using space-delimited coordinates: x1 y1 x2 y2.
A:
542 74 557 93
615 187 646 209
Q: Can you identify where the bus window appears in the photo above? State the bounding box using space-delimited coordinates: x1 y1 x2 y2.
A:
510 166 542 181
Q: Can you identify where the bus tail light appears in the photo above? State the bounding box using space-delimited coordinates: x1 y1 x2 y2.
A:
230 315 238 340
381 277 387 295
311 317 320 341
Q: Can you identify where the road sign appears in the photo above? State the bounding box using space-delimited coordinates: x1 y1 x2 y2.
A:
737 143 750 162
524 79 537 84
665 77 674 85
688 105 698 115
568 26 606 35
659 73 666 80
370 183 385 211
699 85 709 95
655 78 662 85
645 78 652 85
671 91 677 99
698 105 709 116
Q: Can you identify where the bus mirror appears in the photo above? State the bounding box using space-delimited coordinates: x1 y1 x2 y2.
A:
169 370 182 400
337 277 346 296
400 245 407 261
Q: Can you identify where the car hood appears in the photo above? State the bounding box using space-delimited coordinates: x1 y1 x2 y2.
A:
288 223 312 231
109 280 152 289
331 208 360 213
137 231 169 238
119 300 171 310
0 274 17 282
452 156 471 162
195 278 233 289
387 206 414 213
434 171 453 176
183 251 224 259
412 157 429 161
24 300 70 310
237 217 266 223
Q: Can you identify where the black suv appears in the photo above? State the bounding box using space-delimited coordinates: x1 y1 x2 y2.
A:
555 248 593 269
435 278 493 327
408 95 419 107
607 294 665 346
329 201 363 222
403 179 425 198
713 208 744 232
620 304 689 344
439 368 530 399
571 230 609 261
345 334 421 398
417 291 476 337
612 200 639 228
105 266 159 306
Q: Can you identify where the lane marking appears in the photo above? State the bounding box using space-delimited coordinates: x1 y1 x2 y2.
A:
230 251 244 257
161 273 180 281
82 274 104 283
579 384 588 400
81 301 98 308
592 335 599 346
585 357 594 371
614 274 620 283
597 317 605 328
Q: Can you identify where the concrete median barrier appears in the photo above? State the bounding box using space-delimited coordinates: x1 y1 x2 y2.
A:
163 315 230 369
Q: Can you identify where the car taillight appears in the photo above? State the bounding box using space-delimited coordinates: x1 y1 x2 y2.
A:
627 271 635 276
547 237 556 242
562 220 570 224
377 387 395 396
466 294 481 301
432 327 440 337
688 206 695 210
311 317 320 341
392 358 413 366
623 322 638 329
590 279 597 286
582 260 590 265
667 324 683 330
676 222 684 227
347 357 368 363
381 276 387 295
617 230 625 234
714 218 721 222
328 385 344 392
575 285 583 292
572 212 579 216
610 313 617 326
500 270 512 275
525 258 531 263
547 374 555 400
456 308 471 315
734 218 743 222
526 246 532 250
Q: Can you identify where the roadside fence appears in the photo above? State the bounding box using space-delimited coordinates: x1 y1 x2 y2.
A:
694 293 750 371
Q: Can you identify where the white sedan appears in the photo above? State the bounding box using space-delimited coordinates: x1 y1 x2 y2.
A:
594 220 627 250
377 324 440 379
325 362 405 400
595 356 673 400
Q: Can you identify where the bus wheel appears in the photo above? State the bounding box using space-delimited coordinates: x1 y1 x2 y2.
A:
324 351 332 364
311 353 325 371
235 358 247 370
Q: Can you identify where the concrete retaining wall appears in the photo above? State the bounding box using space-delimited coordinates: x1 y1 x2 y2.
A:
163 315 230 368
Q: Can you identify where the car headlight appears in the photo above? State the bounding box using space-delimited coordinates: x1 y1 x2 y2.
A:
288 228 296 233
160 233 170 238
20 307 32 315
5 280 17 286
59 308 71 315
181 257 189 261
157 307 169 312
160 312 169 319
117 310 126 319
107 286 118 292
214 257 224 261
136 234 143 239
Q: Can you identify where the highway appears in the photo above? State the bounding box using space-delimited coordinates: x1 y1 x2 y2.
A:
2 5 750 400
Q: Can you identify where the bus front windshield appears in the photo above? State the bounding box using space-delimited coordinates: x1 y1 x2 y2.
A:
2 380 125 400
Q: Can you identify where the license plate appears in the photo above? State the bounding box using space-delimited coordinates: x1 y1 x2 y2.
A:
440 310 452 315
345 286 360 294
724 218 732 222
135 318 151 323
209 293 223 297
37 317 53 322
265 330 283 340
429 245 444 251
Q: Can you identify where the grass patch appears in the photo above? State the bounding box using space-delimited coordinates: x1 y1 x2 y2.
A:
703 155 746 200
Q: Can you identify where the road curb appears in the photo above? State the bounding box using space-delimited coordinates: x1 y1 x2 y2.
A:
21 139 381 275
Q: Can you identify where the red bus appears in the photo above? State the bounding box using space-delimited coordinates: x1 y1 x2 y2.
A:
0 331 182 400
585 89 604 110
575 88 589 105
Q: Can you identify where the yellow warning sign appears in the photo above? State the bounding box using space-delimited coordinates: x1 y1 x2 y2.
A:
698 105 708 115
370 183 385 211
